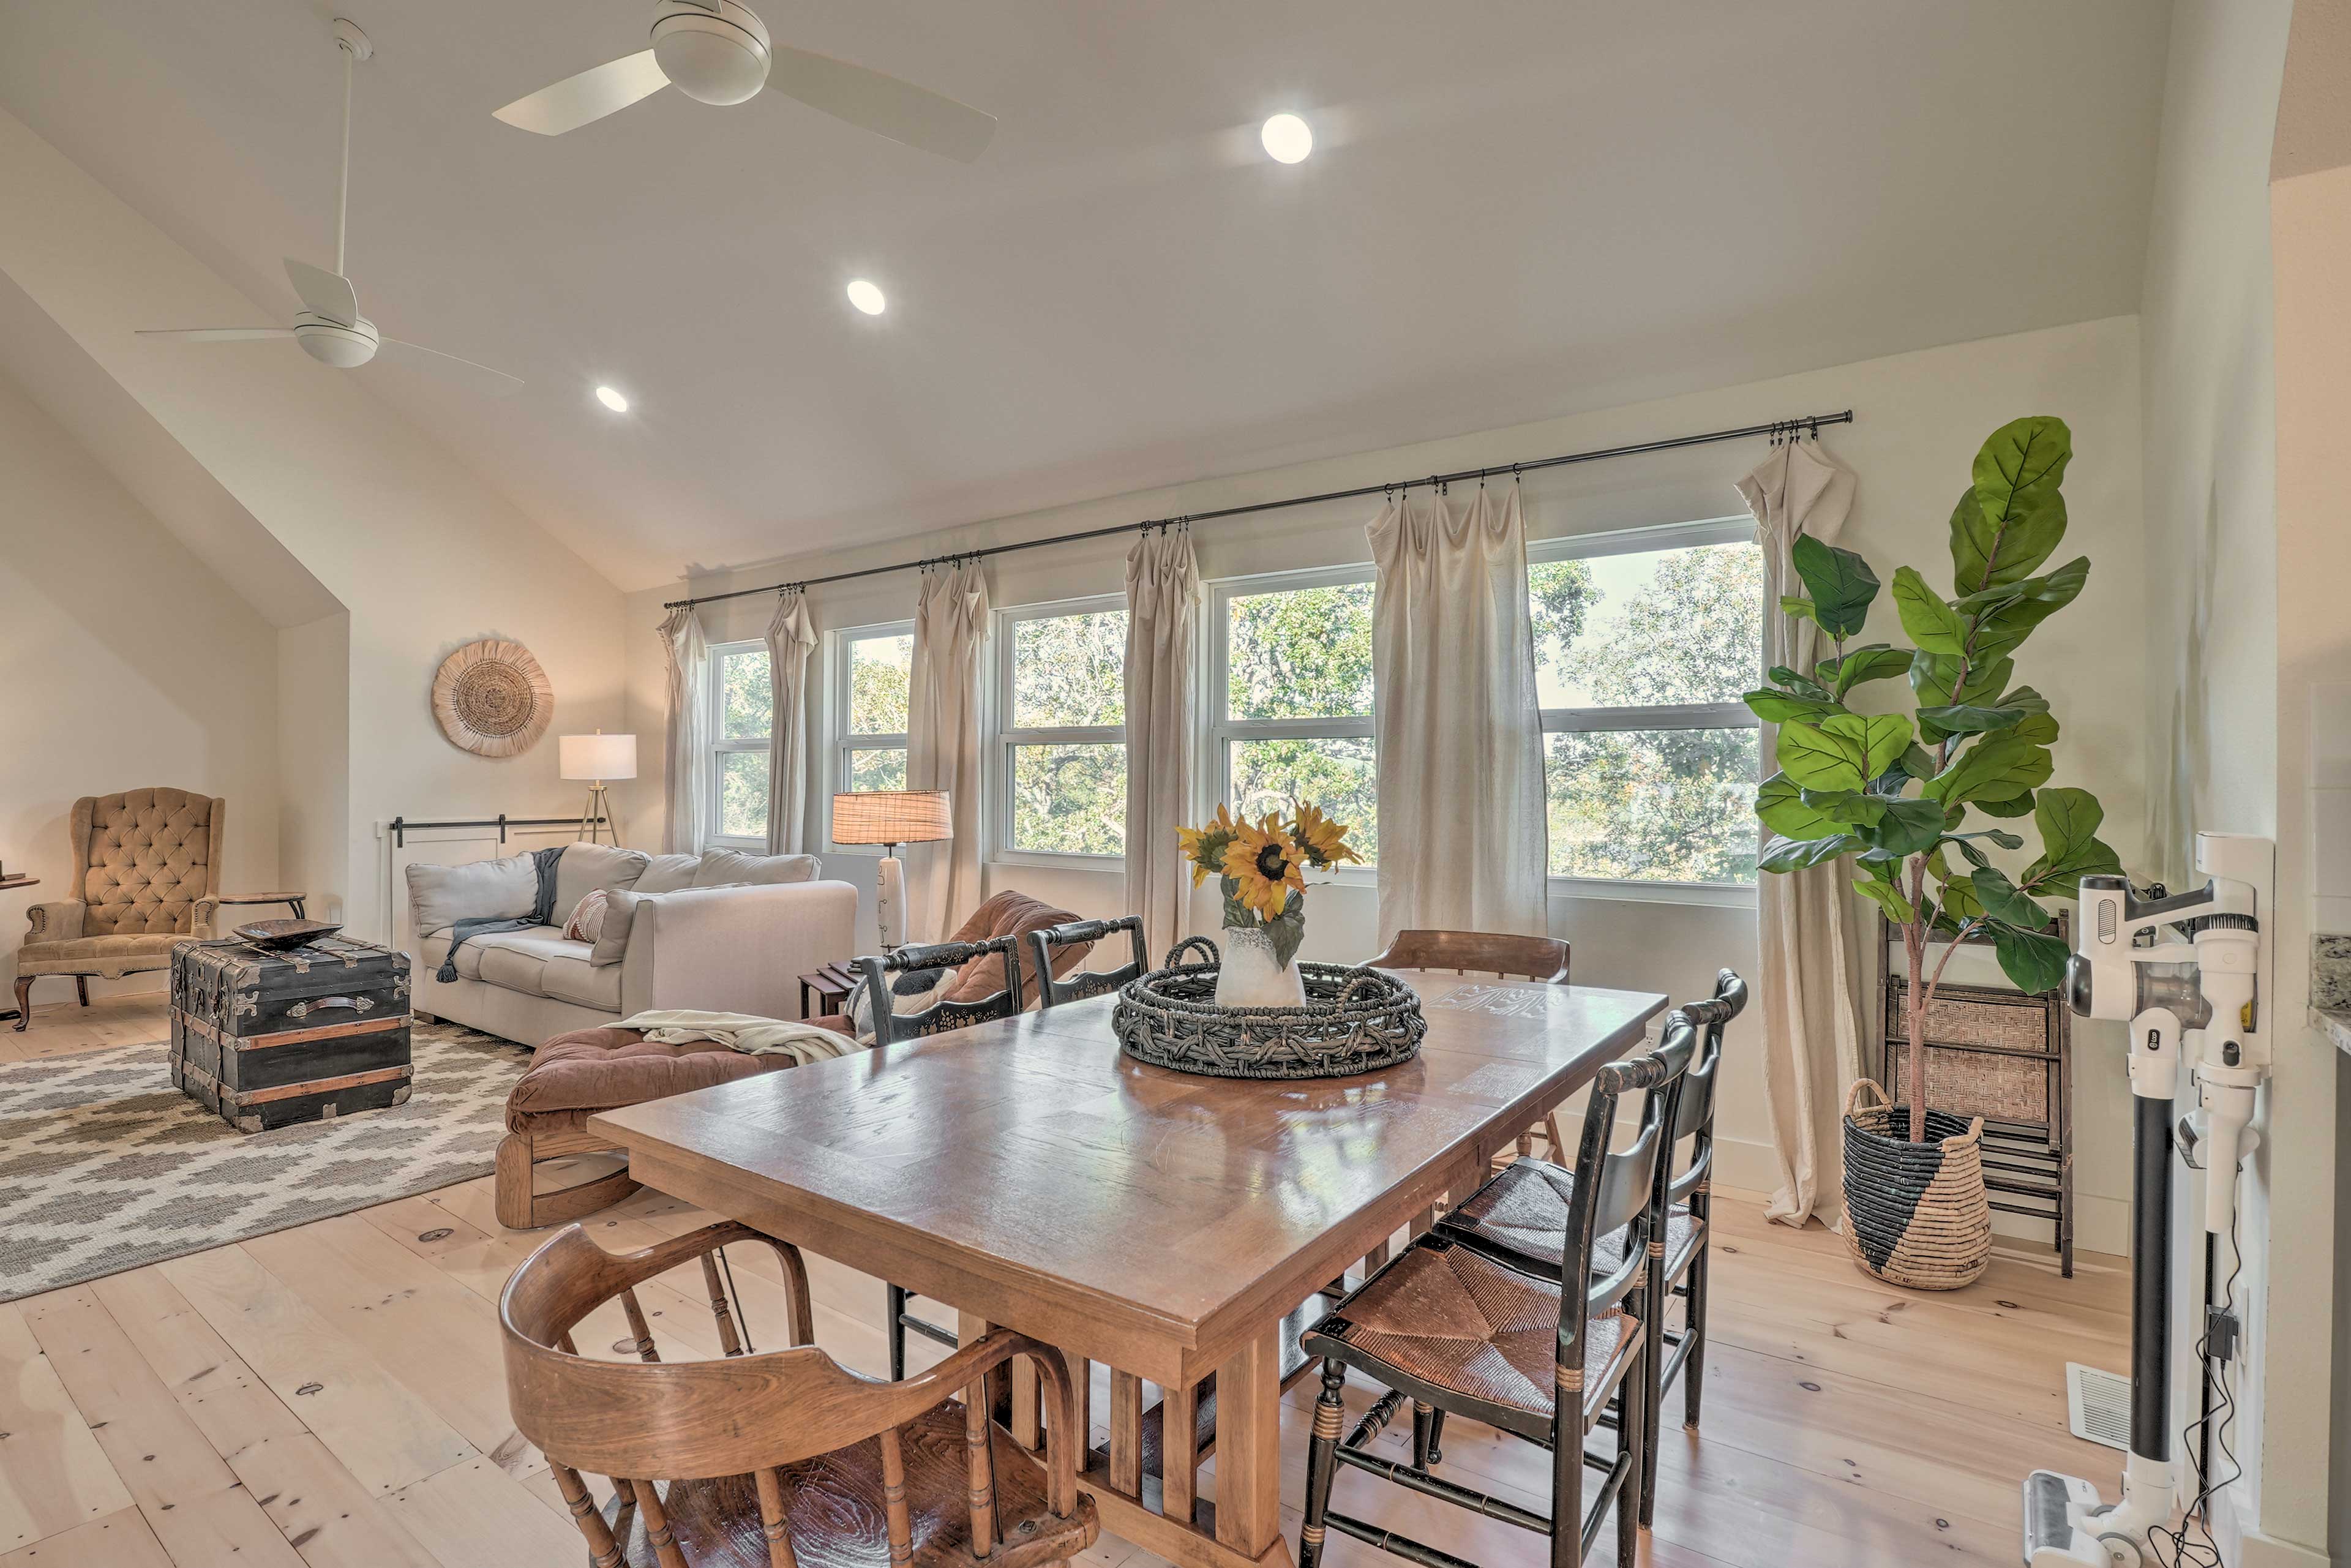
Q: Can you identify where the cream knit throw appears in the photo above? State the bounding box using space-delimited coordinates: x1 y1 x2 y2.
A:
612 1010 869 1064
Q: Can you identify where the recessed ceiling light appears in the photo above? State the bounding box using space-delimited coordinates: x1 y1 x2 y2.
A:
594 384 629 413
1261 113 1313 164
846 279 887 316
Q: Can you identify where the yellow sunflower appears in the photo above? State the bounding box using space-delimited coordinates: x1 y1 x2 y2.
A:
1177 803 1243 888
1291 801 1361 869
1222 813 1307 919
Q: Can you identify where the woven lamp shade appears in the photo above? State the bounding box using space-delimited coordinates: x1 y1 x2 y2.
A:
833 790 953 846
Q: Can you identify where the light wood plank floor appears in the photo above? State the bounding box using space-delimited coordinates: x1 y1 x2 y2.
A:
4 996 2125 1567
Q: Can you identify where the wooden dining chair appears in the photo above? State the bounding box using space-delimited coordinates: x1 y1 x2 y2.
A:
1023 915 1150 1008
1438 967 1749 1523
857 934 1035 1380
1297 1015 1697 1568
503 1220 1100 1568
1366 929 1572 1157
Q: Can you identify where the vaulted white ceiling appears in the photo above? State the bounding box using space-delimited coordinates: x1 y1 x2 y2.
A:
0 1 2169 590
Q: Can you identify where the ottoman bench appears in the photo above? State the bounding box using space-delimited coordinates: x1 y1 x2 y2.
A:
495 1019 850 1228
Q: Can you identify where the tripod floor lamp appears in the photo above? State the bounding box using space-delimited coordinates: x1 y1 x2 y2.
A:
831 789 951 950
561 731 637 846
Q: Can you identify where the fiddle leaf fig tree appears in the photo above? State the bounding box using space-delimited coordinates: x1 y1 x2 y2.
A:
1748 416 2121 1141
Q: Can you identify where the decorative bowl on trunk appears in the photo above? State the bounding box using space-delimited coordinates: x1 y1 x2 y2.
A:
234 918 345 951
1111 937 1426 1079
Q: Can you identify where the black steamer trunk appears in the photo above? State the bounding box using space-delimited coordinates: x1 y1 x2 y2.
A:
170 936 413 1133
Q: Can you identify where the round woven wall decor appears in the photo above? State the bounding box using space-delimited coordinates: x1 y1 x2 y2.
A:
431 639 552 757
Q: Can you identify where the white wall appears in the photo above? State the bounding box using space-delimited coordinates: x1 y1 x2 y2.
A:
0 365 281 1002
629 313 2151 1254
0 108 629 940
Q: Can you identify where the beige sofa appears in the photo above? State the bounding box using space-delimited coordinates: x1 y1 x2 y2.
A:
406 844 855 1047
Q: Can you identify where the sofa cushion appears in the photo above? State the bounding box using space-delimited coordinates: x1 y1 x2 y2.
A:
468 927 590 998
590 889 641 967
17 932 182 977
542 951 623 1011
506 1026 812 1136
693 849 819 888
407 855 538 937
635 853 700 894
552 843 650 926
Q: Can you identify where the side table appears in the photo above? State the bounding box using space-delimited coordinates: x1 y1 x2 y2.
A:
217 890 309 921
798 962 858 1020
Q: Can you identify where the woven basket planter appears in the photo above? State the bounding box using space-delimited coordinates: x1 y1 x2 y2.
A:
1840 1078 1992 1291
1111 937 1426 1079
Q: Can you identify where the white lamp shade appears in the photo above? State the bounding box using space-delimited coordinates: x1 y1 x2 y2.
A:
560 732 639 781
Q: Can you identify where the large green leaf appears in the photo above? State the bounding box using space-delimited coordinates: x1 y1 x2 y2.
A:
1970 866 2049 929
1756 773 1841 839
1779 595 1820 626
1973 790 2039 818
1820 643 1913 699
1851 876 1918 923
1992 923 2072 994
1959 656 2016 704
1796 788 1886 827
1916 702 2025 737
1923 732 2053 804
1769 666 1832 700
1970 556 2091 660
1760 833 1864 872
1952 416 2074 593
1791 535 1880 638
1744 688 1843 725
1777 721 1866 790
1891 566 1967 655
1265 891 1308 970
2033 787 2104 863
1823 713 1915 779
1859 796 1947 857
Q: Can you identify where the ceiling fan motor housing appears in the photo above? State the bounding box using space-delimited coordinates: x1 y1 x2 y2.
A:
651 1 772 106
294 312 380 369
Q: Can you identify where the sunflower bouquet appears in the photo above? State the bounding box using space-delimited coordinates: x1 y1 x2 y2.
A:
1177 800 1362 972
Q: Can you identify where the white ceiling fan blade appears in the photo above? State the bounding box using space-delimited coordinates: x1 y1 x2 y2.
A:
764 45 996 162
137 327 296 342
378 337 525 396
285 258 358 325
495 50 670 135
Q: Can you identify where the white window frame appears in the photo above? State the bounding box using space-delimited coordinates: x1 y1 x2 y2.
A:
1532 516 1761 906
705 638 773 850
826 619 914 855
991 594 1130 870
1203 563 1379 884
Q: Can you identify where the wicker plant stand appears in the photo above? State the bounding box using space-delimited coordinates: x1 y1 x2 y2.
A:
1881 914 2075 1276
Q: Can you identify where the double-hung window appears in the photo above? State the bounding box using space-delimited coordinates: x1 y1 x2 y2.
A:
1529 519 1763 888
830 624 913 847
1206 567 1379 864
995 598 1128 860
707 640 773 848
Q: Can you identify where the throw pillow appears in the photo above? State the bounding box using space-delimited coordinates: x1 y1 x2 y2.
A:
692 849 820 887
563 889 610 944
405 854 539 937
590 890 640 967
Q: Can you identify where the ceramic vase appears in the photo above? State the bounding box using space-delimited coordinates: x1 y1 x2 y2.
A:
1216 924 1307 1008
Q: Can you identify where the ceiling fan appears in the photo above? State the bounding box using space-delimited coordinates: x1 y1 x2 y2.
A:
493 0 996 162
138 18 522 396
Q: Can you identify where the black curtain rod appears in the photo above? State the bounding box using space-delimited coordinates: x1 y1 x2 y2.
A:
662 408 1854 612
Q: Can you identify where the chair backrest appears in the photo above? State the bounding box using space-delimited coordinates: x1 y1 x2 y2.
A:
1365 928 1569 984
71 789 224 937
858 932 1027 1045
502 1221 1081 1566
1025 915 1150 1008
1666 968 1748 1203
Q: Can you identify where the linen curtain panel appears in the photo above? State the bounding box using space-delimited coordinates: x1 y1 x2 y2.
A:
658 606 711 856
1123 526 1202 962
1739 437 1873 1229
764 590 817 854
908 559 990 942
1367 485 1548 947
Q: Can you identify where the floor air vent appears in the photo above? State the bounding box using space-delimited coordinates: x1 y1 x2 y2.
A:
2066 1362 2130 1450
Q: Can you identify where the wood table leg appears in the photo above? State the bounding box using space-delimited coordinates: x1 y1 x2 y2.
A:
1161 1374 1201 1526
1109 1370 1142 1496
1213 1323 1284 1556
1011 1354 1041 1450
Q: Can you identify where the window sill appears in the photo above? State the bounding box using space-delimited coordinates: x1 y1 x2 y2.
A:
1546 877 1758 910
991 849 1126 875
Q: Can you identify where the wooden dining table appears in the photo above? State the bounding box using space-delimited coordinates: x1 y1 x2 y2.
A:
593 970 1667 1568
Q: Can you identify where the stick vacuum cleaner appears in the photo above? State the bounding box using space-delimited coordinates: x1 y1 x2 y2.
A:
2022 831 2269 1567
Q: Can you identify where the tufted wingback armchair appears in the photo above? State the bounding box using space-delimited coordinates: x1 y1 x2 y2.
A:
12 789 226 1030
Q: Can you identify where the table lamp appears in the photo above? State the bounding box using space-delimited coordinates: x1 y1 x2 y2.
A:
831 789 951 949
560 731 637 846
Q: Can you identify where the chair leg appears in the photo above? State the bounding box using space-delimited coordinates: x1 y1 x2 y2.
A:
1642 1272 1668 1526
11 975 29 1031
75 976 89 1007
1552 1401 1585 1567
1299 1360 1345 1568
1684 1231 1710 1431
1426 1406 1447 1465
1411 1401 1433 1470
887 1283 909 1381
1617 1369 1644 1567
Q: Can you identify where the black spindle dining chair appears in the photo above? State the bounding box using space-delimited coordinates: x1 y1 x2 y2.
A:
1296 1013 1698 1568
1023 915 1150 1008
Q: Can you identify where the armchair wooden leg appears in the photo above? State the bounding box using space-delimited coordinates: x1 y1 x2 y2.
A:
75 977 89 1007
11 975 29 1030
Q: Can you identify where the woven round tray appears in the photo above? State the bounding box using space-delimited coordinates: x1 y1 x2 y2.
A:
1111 936 1427 1079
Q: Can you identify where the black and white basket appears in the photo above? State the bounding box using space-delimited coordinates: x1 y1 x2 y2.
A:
1111 937 1426 1079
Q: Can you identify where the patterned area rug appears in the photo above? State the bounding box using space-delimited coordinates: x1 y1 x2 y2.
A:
0 1021 528 1303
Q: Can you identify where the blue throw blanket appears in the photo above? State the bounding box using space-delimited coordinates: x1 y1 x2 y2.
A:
437 846 565 982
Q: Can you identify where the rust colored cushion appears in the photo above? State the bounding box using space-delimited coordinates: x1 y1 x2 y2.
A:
939 888 1088 1003
506 1026 801 1137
